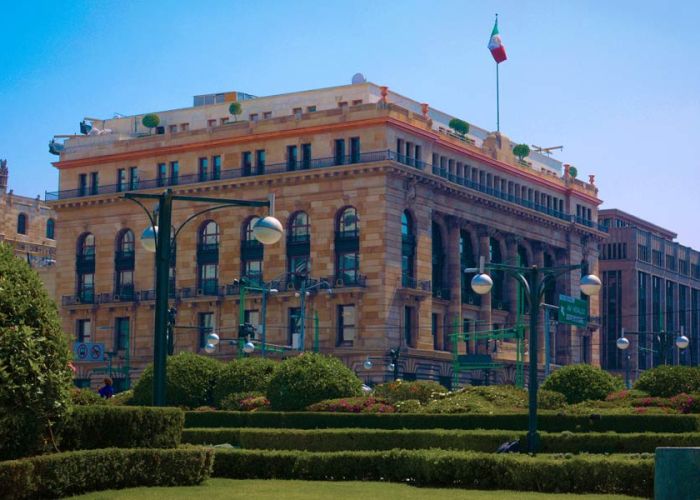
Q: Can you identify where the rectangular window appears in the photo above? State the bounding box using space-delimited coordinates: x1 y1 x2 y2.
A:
404 306 414 347
653 250 663 267
169 161 179 185
198 157 208 181
115 317 129 351
301 143 312 169
352 99 363 106
157 163 167 187
79 174 88 196
212 155 221 180
89 172 99 195
256 150 265 174
242 151 252 176
338 101 348 108
288 307 302 348
243 259 262 282
244 310 261 337
207 119 217 127
396 139 404 161
337 252 359 284
116 168 126 192
292 107 302 116
432 313 439 350
334 139 345 165
169 125 178 133
666 255 677 271
249 113 258 122
263 111 272 120
76 319 91 342
638 244 650 262
129 167 138 190
350 137 361 163
199 264 218 294
287 145 298 171
337 304 356 346
414 145 422 167
220 117 229 125
306 105 316 113
198 312 214 349
180 123 189 132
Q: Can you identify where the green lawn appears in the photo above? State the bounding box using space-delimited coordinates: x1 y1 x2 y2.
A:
71 479 640 499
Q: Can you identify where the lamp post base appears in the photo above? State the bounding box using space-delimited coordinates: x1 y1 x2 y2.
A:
526 430 540 454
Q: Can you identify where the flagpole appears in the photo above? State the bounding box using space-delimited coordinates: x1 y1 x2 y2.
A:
496 62 500 132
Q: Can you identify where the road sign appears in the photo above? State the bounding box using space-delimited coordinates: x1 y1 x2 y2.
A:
73 342 105 362
558 294 588 328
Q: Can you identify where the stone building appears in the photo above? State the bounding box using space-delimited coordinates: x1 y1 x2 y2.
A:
599 209 700 377
0 159 57 296
47 81 606 388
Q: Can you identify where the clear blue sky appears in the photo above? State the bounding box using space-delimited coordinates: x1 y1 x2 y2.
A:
2 0 698 248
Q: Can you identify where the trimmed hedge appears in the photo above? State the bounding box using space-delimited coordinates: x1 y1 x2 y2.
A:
212 448 654 497
59 405 184 450
0 447 214 500
184 410 700 433
183 427 700 454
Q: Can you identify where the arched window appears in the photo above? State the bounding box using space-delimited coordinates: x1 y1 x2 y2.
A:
461 230 477 304
46 218 55 239
241 217 263 283
115 229 135 300
432 222 445 298
76 233 95 303
197 221 219 295
335 207 360 285
287 212 310 276
401 211 415 286
17 213 27 235
489 237 505 306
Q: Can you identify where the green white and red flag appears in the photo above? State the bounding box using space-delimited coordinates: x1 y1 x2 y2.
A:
488 19 507 64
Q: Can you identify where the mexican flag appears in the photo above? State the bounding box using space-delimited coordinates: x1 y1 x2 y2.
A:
488 19 507 64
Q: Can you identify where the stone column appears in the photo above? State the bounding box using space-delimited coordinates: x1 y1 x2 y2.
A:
505 235 520 323
446 217 464 353
478 226 492 354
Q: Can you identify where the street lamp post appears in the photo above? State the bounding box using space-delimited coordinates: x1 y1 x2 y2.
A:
363 348 401 382
465 256 601 454
125 189 283 406
616 329 631 389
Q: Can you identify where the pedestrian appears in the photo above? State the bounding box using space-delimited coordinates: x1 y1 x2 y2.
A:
98 377 114 399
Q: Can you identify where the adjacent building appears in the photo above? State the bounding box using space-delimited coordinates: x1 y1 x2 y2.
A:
599 209 700 377
0 159 57 296
47 81 606 388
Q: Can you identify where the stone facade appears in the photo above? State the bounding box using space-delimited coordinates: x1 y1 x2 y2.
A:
48 83 605 388
0 159 57 297
599 209 700 378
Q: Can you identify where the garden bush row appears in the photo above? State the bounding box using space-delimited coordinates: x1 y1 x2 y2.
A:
185 410 700 433
183 427 700 454
0 447 214 500
212 448 654 497
59 405 184 450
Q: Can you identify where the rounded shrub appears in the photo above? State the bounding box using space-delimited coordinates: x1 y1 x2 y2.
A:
537 389 567 410
634 365 700 397
141 113 160 129
373 380 446 404
219 392 270 411
213 358 278 407
266 353 362 410
0 244 72 459
541 364 623 404
132 352 223 408
70 388 105 406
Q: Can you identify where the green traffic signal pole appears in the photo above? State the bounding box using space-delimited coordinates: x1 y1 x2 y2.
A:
125 190 270 407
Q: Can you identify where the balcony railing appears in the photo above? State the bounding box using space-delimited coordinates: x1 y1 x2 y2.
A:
433 287 451 300
46 149 606 233
400 275 431 292
329 273 367 288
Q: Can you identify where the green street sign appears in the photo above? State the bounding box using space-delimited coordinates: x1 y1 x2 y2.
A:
558 294 589 327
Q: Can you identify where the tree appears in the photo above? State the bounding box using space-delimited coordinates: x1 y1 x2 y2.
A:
0 244 72 459
229 102 242 122
513 144 530 161
141 113 160 133
448 118 469 138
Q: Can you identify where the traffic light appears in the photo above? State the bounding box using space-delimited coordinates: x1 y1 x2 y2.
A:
238 322 256 338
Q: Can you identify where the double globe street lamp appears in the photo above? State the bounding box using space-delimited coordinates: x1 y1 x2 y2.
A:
126 189 283 406
617 328 690 388
466 256 601 454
